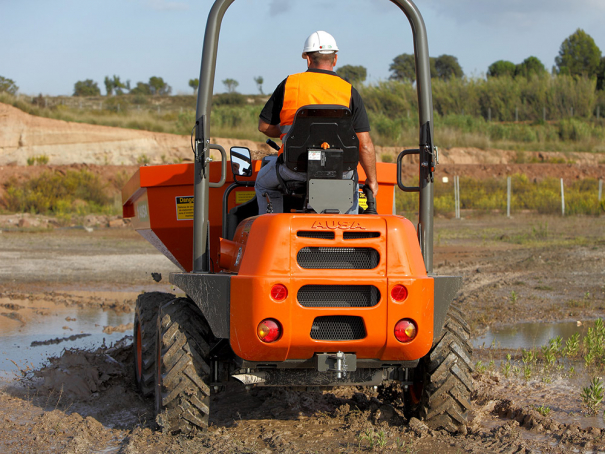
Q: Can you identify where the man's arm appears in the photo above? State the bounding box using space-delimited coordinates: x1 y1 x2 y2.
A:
258 118 281 138
357 131 378 196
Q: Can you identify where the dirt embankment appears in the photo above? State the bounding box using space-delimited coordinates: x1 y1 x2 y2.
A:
2 101 605 177
0 102 274 166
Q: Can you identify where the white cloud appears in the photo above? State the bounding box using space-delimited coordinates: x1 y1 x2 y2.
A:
145 0 189 11
423 0 603 25
269 0 293 16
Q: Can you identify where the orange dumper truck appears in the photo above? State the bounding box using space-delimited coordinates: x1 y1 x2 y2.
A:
123 0 473 435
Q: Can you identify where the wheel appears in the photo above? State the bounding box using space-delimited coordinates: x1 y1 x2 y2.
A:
403 305 474 432
133 292 175 397
154 298 214 434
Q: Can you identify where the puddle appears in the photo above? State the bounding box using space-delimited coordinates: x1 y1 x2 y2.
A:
473 320 596 350
0 299 133 379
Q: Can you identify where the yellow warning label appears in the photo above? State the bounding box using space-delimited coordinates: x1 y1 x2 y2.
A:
358 191 368 210
176 196 194 221
235 191 255 204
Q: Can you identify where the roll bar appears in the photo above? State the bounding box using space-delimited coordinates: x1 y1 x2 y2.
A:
192 0 435 273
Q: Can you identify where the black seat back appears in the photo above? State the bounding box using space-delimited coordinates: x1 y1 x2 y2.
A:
282 105 359 173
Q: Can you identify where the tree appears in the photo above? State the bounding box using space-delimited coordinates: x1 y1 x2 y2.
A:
389 53 416 82
253 76 264 95
336 65 367 85
130 82 152 95
434 55 463 80
0 76 18 95
555 29 601 77
104 76 113 96
73 79 101 96
597 57 605 90
487 60 516 78
222 78 239 93
515 56 547 78
189 78 199 94
148 76 171 95
103 75 128 96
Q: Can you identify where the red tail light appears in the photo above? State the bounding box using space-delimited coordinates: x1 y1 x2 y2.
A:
257 319 282 343
271 284 288 301
391 284 408 302
394 319 417 343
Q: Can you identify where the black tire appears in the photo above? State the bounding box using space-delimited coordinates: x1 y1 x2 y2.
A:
403 305 474 432
133 292 175 397
154 298 214 434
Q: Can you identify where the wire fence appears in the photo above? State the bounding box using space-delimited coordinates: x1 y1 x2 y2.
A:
397 176 604 217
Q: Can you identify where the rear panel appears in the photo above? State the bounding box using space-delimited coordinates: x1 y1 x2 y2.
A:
228 214 433 363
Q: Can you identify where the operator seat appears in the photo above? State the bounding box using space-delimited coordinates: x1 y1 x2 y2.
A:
278 104 360 214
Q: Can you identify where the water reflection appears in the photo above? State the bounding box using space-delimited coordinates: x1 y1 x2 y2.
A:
474 320 594 350
0 305 132 378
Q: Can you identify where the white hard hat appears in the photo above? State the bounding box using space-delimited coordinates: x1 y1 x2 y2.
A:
302 31 339 58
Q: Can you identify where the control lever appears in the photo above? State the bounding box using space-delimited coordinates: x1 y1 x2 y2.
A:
266 139 280 151
362 185 377 215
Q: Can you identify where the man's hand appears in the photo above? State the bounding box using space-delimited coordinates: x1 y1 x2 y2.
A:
356 131 378 196
258 119 281 138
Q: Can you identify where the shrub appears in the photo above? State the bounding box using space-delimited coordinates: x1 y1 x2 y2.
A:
3 170 113 215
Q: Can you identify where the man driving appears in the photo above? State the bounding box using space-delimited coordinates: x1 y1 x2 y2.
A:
255 31 378 214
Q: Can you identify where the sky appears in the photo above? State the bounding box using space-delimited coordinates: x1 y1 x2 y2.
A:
1 0 605 97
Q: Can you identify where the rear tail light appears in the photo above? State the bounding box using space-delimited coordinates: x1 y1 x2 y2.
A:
391 284 408 302
394 319 417 343
257 319 282 343
271 284 288 301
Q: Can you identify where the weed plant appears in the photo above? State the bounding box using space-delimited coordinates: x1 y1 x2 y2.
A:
479 319 605 411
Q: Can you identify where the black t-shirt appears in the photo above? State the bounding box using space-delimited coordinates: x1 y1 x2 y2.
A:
259 68 371 133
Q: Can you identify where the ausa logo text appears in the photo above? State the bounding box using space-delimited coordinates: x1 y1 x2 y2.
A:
311 220 366 230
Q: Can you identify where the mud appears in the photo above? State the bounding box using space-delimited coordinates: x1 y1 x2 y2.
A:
0 215 603 452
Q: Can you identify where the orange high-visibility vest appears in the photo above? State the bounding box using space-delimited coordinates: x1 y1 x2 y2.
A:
279 71 352 149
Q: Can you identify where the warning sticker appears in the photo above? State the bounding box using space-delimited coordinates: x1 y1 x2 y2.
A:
308 151 321 161
235 191 255 204
358 191 368 210
175 196 194 221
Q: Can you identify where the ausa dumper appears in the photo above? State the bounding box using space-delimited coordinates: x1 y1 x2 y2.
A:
123 0 473 435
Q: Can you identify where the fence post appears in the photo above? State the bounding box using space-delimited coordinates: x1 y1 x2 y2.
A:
117 103 120 112
488 107 491 122
507 176 511 218
543 107 546 122
560 178 565 216
157 106 161 115
515 107 518 122
599 179 603 202
45 97 48 108
570 107 574 118
598 106 601 120
454 176 461 219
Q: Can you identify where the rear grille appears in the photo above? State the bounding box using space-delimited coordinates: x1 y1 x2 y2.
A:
297 231 335 239
343 231 380 239
297 247 379 269
310 316 366 340
298 285 380 307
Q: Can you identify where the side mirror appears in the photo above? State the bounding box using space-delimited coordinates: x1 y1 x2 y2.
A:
230 147 252 177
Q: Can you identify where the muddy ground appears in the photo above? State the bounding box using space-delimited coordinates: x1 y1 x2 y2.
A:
0 214 604 453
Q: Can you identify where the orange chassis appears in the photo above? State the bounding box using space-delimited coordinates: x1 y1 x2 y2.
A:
124 160 443 369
